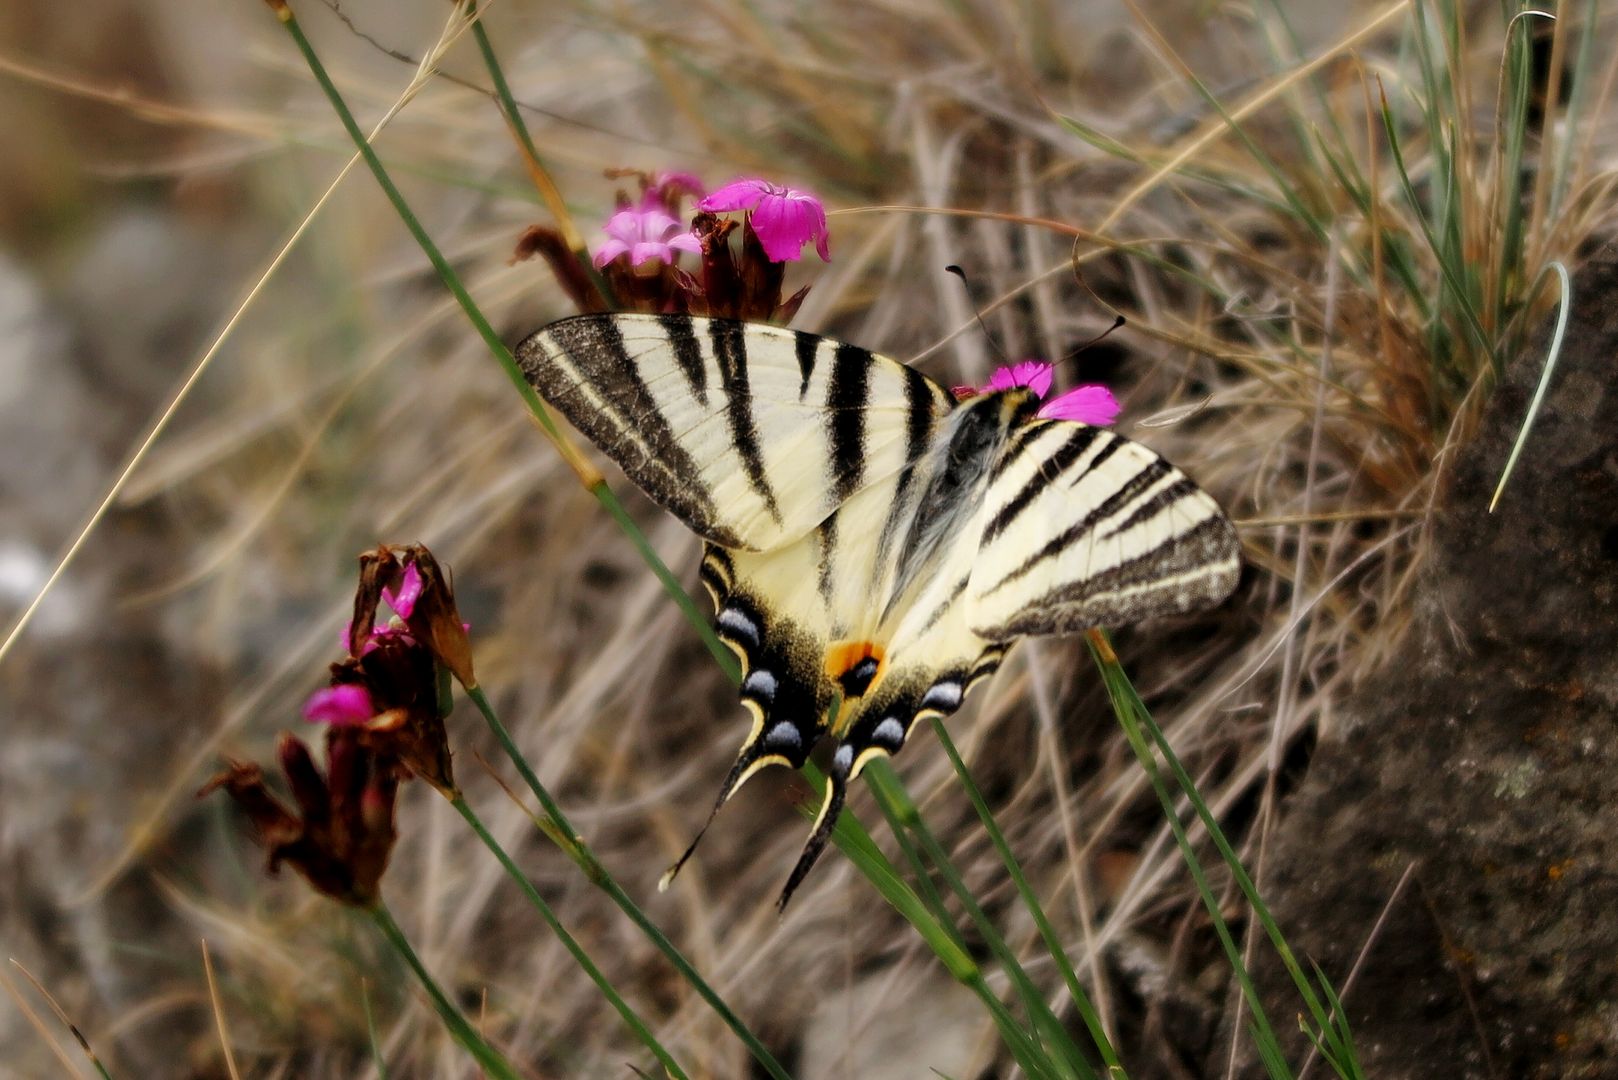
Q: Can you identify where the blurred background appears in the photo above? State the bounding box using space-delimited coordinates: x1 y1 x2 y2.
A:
2 1 1613 1076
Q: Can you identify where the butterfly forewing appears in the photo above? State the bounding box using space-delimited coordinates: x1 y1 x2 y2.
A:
967 419 1240 638
517 313 952 551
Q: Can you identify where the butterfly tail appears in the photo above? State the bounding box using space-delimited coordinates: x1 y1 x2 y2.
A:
776 755 850 912
660 692 825 891
658 739 781 891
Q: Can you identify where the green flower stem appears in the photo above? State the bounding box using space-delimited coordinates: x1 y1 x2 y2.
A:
366 902 522 1080
591 489 739 681
449 794 690 1080
927 718 1125 1075
464 687 789 1080
863 763 1093 1080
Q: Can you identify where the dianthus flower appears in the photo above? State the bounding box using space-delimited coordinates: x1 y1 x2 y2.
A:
699 179 830 263
966 361 1120 426
592 206 702 269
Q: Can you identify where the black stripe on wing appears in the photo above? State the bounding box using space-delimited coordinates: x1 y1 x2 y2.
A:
828 343 871 501
517 317 740 547
659 313 708 404
709 320 783 526
982 425 1104 543
983 455 1179 597
794 331 819 399
991 515 1238 634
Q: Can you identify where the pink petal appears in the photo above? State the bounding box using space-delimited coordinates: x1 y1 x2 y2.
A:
666 231 702 255
600 209 643 243
750 198 795 261
985 361 1053 395
631 241 673 266
1038 385 1120 426
383 562 422 620
651 171 705 200
809 200 831 261
593 238 630 267
303 684 376 726
638 209 679 237
698 178 769 212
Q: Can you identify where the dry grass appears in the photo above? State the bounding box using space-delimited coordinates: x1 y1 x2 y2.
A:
2 0 1615 1076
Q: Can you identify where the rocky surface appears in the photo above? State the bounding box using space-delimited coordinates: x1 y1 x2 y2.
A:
1259 244 1618 1077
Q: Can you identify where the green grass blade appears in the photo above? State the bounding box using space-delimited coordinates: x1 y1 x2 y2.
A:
1378 84 1497 366
1085 633 1317 1073
927 718 1125 1074
450 795 691 1079
863 762 1097 1080
795 767 1057 1077
1549 0 1600 219
367 903 522 1080
1489 261 1571 512
360 979 390 1079
463 687 791 1080
1088 631 1366 1067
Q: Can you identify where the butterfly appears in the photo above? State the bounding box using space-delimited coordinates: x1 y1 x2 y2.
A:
516 313 1240 909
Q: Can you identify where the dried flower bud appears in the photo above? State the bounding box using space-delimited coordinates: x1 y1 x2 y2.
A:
201 730 399 906
392 547 475 690
351 545 475 689
315 543 470 797
512 225 609 314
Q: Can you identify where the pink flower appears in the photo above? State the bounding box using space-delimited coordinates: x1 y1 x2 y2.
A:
698 178 830 263
593 207 702 268
977 361 1120 426
647 171 705 203
303 684 376 726
383 562 422 620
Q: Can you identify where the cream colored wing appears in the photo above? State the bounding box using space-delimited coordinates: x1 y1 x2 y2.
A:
516 313 952 551
967 420 1240 638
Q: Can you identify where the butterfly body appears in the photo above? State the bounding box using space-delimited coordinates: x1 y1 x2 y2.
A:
517 313 1239 906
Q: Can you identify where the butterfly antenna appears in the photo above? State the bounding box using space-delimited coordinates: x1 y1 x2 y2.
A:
1052 314 1126 373
776 764 849 913
944 265 1012 366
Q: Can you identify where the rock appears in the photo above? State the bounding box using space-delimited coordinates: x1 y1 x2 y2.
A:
1258 244 1618 1077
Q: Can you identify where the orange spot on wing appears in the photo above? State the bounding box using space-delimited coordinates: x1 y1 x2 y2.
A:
823 640 885 683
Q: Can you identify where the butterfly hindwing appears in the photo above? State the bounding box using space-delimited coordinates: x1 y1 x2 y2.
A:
517 313 953 551
967 420 1240 638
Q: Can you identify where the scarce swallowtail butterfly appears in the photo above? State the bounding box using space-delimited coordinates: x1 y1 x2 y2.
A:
516 313 1240 909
